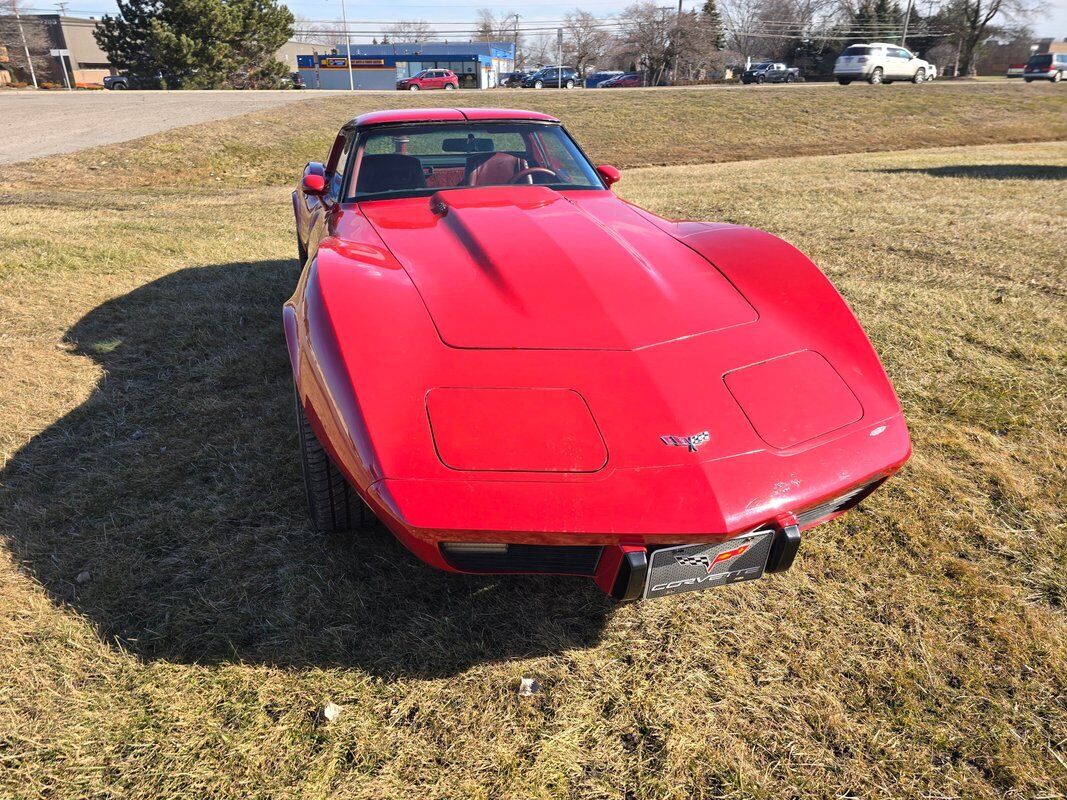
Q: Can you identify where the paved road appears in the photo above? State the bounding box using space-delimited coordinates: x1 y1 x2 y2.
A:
0 90 325 165
0 81 1024 166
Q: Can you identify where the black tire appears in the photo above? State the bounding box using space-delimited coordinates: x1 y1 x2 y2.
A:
534 80 544 89
757 74 765 84
565 79 574 89
786 73 796 82
912 68 925 84
444 83 456 90
295 391 367 533
113 82 127 90
868 67 883 85
837 78 851 85
1025 78 1033 83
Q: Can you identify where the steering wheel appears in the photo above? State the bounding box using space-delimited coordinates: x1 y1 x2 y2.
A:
508 167 558 184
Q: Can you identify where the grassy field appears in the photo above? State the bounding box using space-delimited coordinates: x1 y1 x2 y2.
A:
0 88 1065 798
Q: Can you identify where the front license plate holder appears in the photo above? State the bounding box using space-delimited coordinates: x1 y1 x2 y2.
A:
643 530 775 599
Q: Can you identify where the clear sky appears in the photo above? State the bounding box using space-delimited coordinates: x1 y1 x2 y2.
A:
26 0 1067 39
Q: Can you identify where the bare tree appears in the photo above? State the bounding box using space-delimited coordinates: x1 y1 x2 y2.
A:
0 0 54 85
618 1 675 83
939 0 1023 76
563 10 610 74
524 32 554 67
291 17 347 46
719 0 766 62
385 20 435 43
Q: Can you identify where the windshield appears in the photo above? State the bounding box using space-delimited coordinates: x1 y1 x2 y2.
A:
1027 54 1052 68
350 122 604 201
752 63 772 69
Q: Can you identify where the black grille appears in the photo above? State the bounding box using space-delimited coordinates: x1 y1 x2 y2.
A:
796 477 885 527
441 544 603 575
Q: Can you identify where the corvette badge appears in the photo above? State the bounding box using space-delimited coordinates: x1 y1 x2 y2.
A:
660 431 710 452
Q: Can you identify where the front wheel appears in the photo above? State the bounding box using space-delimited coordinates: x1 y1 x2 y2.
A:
534 80 544 89
757 74 765 84
408 84 419 91
444 83 456 90
786 73 796 83
565 79 574 89
868 67 883 85
295 390 368 533
1024 77 1033 83
912 68 925 84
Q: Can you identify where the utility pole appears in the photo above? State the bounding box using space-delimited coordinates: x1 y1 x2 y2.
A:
338 0 354 90
557 27 562 87
513 13 520 70
55 0 69 13
900 0 913 46
13 2 39 89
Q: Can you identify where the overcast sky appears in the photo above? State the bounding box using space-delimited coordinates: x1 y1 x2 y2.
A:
30 0 1067 39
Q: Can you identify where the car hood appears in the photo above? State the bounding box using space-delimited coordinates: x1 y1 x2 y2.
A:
359 186 757 350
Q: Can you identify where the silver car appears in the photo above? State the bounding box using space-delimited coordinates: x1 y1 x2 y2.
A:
835 43 933 85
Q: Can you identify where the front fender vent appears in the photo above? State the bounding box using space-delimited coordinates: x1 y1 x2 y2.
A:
796 476 885 528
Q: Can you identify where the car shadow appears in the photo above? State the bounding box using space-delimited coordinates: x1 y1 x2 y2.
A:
875 164 1067 181
0 260 611 678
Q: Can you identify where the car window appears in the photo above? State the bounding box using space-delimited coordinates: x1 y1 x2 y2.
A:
330 134 353 200
1027 54 1052 68
351 122 603 200
843 46 872 56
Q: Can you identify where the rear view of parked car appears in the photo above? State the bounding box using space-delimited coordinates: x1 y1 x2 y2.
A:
522 67 579 89
1024 52 1066 82
834 43 933 85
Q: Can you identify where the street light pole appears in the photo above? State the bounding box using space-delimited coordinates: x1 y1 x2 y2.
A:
338 0 354 90
13 4 39 89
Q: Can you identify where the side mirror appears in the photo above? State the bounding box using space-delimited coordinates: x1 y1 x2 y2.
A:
596 164 621 187
301 172 326 195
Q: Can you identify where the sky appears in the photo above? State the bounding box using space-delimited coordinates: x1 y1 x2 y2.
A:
24 0 1067 39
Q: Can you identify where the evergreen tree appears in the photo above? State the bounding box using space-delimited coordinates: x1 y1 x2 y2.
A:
700 0 725 50
94 0 293 88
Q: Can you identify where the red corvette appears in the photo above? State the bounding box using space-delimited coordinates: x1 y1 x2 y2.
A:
287 108 910 600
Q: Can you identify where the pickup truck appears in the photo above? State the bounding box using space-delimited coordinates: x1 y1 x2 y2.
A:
741 62 800 84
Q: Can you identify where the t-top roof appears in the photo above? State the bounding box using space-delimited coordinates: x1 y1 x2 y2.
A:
351 108 560 128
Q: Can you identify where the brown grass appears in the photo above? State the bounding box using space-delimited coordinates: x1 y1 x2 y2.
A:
0 89 1065 799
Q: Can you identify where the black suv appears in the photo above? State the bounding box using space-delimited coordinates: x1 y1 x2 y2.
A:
522 67 579 89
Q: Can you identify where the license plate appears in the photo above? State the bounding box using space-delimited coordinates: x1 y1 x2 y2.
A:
643 530 775 599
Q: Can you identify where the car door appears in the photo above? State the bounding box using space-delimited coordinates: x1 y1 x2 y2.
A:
889 48 912 78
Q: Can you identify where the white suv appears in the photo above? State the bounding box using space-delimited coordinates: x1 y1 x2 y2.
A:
835 43 933 85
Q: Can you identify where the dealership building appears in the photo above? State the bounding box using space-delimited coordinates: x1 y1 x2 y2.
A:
296 42 515 90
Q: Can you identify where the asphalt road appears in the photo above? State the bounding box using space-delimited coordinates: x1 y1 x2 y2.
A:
0 90 323 165
0 81 1024 166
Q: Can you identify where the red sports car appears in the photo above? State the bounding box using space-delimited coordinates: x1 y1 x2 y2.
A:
287 108 910 600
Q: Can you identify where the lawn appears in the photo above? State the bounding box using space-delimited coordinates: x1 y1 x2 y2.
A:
0 88 1065 799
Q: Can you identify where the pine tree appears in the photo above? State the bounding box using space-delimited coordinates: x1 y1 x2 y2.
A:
94 0 294 88
700 0 725 50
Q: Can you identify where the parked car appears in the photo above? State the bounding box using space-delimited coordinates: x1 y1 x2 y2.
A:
741 62 800 84
103 75 128 90
521 66 579 88
600 72 644 88
502 71 534 88
397 69 459 91
1023 52 1067 82
288 107 911 601
586 70 623 88
834 43 934 84
1006 63 1026 78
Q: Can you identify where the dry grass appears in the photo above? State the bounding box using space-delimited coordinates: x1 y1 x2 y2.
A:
0 89 1065 799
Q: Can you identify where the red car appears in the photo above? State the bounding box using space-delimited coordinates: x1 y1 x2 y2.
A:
288 108 910 600
396 69 458 91
600 72 644 88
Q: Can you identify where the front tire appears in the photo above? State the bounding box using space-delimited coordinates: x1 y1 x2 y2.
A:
757 74 765 84
295 391 366 533
912 68 925 84
565 79 574 89
534 80 544 89
408 84 419 91
868 67 883 85
1025 78 1033 83
444 83 456 90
